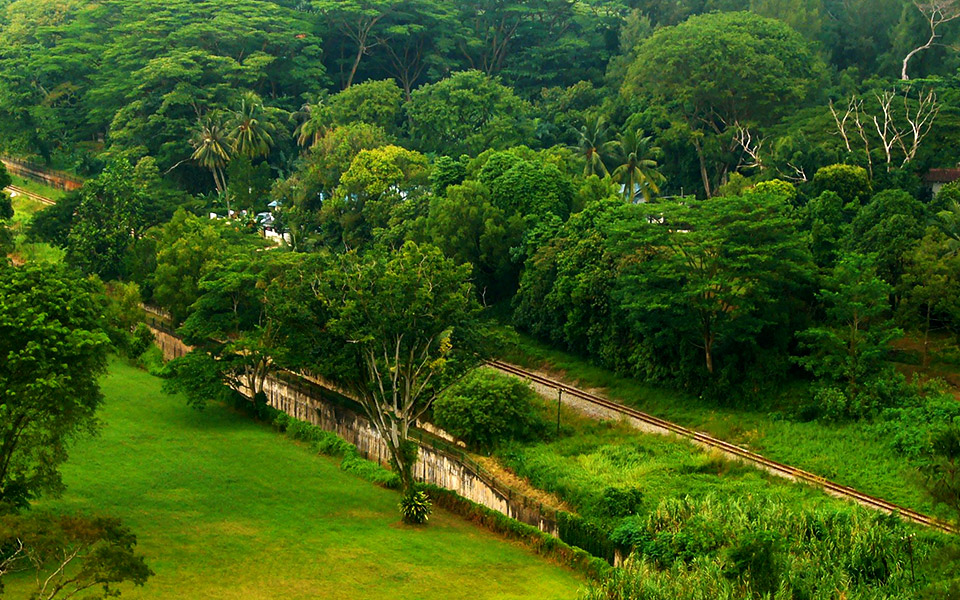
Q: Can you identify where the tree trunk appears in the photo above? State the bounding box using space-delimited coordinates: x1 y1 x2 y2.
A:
704 330 714 374
692 136 712 198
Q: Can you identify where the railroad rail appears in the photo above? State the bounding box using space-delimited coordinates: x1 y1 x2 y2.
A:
488 359 956 534
5 185 56 206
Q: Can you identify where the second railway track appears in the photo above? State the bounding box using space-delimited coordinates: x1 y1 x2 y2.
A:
5 185 56 206
488 358 956 534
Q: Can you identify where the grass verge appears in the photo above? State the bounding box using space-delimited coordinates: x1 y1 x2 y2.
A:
9 359 584 600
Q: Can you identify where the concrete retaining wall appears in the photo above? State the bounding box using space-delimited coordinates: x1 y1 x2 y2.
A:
148 326 559 536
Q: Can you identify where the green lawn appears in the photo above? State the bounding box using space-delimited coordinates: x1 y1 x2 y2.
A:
499 327 942 517
16 360 583 599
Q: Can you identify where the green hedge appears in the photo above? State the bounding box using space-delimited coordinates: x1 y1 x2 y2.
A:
557 511 621 565
262 401 401 489
425 485 612 581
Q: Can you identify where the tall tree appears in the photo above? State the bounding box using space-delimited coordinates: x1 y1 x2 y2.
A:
571 116 613 177
314 0 399 89
626 12 823 197
229 93 278 160
901 0 960 80
191 114 233 211
623 191 813 377
65 158 148 279
309 242 480 495
795 254 902 417
0 262 110 509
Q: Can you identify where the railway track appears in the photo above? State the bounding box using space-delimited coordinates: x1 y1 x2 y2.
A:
5 185 56 206
488 359 956 534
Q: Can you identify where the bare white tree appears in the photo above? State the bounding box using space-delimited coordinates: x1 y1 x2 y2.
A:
829 88 940 173
733 123 765 172
902 0 960 80
897 87 941 165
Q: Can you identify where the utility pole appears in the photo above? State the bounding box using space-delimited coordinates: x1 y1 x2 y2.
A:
556 388 563 437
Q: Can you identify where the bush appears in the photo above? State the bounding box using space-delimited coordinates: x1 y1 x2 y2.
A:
399 489 432 524
596 487 645 519
129 323 154 359
433 367 545 451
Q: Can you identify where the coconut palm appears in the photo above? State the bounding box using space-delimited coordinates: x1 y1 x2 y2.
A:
229 93 276 159
610 129 665 203
191 114 233 213
571 116 614 177
291 97 330 148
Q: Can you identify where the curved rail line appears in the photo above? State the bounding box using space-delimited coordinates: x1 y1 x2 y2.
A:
5 185 56 206
488 359 956 534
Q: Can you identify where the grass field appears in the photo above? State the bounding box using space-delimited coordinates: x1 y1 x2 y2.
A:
498 327 944 517
8 193 64 264
9 174 67 201
13 360 583 599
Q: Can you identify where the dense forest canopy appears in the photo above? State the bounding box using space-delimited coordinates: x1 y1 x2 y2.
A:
3 0 960 197
7 2 960 598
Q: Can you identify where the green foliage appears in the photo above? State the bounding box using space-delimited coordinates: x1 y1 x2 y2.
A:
596 487 645 519
151 209 264 324
851 189 928 292
476 149 573 220
399 489 432 525
0 512 153 599
813 164 872 206
0 262 110 508
795 254 905 420
805 190 850 269
28 191 82 248
329 79 403 135
922 424 960 524
65 158 148 279
626 11 823 196
161 350 238 411
587 494 934 600
557 512 619 564
516 191 813 398
421 179 524 302
406 70 533 156
433 368 545 451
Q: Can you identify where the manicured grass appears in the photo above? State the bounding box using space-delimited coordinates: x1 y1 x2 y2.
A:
498 327 942 517
13 360 583 599
9 174 67 201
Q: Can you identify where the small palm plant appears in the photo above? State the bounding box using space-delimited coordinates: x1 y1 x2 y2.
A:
399 489 432 525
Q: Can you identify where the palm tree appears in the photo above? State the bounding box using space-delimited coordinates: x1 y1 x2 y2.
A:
291 97 330 148
571 116 614 177
611 129 665 203
229 93 276 159
191 115 233 214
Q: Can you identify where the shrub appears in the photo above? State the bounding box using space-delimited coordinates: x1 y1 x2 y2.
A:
596 487 645 519
341 453 400 489
399 489 432 524
129 323 155 359
433 367 545 451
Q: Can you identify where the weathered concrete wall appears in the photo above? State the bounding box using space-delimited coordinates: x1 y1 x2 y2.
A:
1 158 83 191
148 325 558 535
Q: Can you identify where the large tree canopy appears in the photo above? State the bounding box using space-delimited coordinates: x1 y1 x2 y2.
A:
0 263 110 509
625 11 824 196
